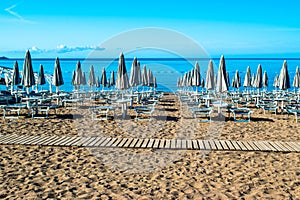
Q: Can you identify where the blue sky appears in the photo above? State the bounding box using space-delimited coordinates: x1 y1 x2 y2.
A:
1 0 300 58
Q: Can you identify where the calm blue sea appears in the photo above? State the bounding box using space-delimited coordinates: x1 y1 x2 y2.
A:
1 58 300 92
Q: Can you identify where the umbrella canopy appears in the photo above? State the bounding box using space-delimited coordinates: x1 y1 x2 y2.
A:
200 78 205 88
251 73 256 87
192 61 201 87
141 65 148 86
52 57 64 93
177 77 181 87
88 65 96 87
38 64 46 85
243 66 251 87
147 69 154 87
226 71 230 87
110 71 116 87
205 60 215 90
100 68 108 87
74 61 83 87
12 61 21 86
278 60 291 91
253 64 262 89
95 76 100 88
129 57 139 87
273 75 279 88
293 66 300 88
233 70 241 89
22 50 35 92
153 77 157 88
262 71 268 88
81 72 87 86
137 61 141 86
115 53 129 90
216 55 228 93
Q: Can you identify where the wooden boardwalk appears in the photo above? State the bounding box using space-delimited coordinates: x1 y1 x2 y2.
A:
0 134 299 152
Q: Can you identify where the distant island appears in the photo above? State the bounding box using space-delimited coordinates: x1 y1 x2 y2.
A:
0 56 9 60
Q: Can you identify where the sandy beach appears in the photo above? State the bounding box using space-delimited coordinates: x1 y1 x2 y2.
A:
0 93 299 199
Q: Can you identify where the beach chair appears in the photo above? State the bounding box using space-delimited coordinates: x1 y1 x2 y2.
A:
2 103 27 119
31 104 59 118
91 106 116 120
190 107 213 122
262 101 278 115
134 106 155 120
286 105 300 123
230 108 253 122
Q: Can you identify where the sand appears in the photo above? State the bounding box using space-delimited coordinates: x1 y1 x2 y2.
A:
0 93 299 199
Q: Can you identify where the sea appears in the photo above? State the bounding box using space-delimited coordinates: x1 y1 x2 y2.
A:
1 58 300 93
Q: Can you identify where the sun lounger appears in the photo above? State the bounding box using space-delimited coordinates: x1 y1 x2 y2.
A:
31 104 59 118
230 108 253 122
190 107 212 122
2 104 27 119
286 105 300 123
91 106 117 120
134 106 155 120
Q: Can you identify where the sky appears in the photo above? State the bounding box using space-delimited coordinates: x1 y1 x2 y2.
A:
1 0 300 58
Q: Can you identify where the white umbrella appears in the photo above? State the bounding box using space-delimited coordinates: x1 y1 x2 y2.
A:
115 53 129 90
52 57 64 94
11 61 21 94
278 60 290 91
293 66 300 89
129 57 139 87
74 61 82 91
22 50 35 94
141 65 148 87
100 68 108 89
253 64 262 89
193 61 201 92
216 55 228 93
262 71 268 88
205 60 215 91
88 65 96 91
243 66 251 88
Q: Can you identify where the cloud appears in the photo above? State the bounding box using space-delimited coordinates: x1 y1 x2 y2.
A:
56 45 105 53
4 4 35 24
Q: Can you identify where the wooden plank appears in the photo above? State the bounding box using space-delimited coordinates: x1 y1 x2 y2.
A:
135 139 144 148
23 136 42 145
257 141 273 151
117 138 128 148
261 141 278 152
203 140 211 150
56 136 74 146
129 138 139 148
219 140 229 150
230 140 242 151
147 139 155 148
252 141 267 151
286 142 300 152
165 139 171 149
48 136 68 146
181 140 187 149
214 140 223 150
246 141 260 151
197 140 205 150
122 138 134 148
235 141 248 151
170 139 176 149
110 138 124 147
100 138 112 147
0 135 7 143
105 138 118 147
273 141 291 152
208 140 217 150
93 137 107 147
1 135 17 144
32 136 52 145
65 137 82 146
83 137 99 147
187 140 193 150
176 139 182 149
278 141 294 152
158 139 165 149
268 141 284 151
84 137 101 147
192 140 199 150
140 138 149 148
6 135 23 144
224 140 236 150
152 139 160 149
240 141 253 151
39 136 57 145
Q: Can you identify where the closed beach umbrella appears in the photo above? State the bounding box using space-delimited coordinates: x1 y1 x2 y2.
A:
216 55 228 93
243 66 251 87
52 57 64 93
205 60 215 91
226 71 230 88
278 60 290 91
38 64 46 86
251 73 256 87
95 76 100 88
262 71 268 88
141 65 148 86
88 65 96 89
116 53 129 90
177 77 181 88
129 57 139 87
110 71 116 87
153 77 157 89
22 50 35 94
137 61 141 86
193 61 201 87
253 64 262 89
293 66 300 89
101 68 108 88
11 61 20 93
147 69 154 87
273 75 279 89
233 70 241 89
81 72 86 86
231 77 236 89
74 61 82 90
200 78 205 88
